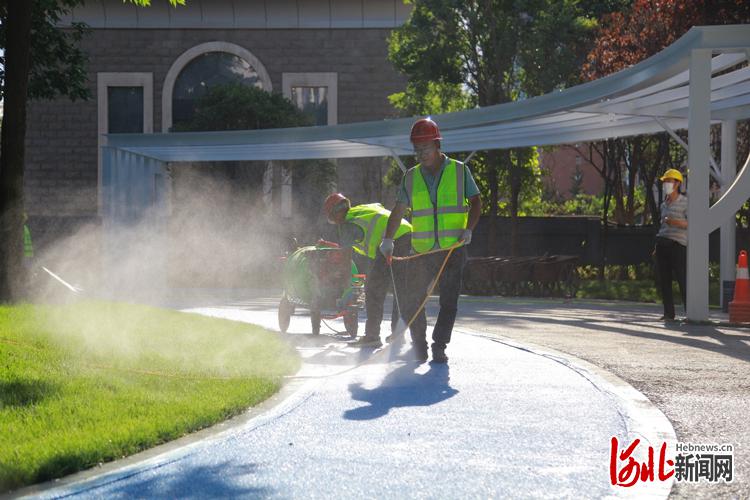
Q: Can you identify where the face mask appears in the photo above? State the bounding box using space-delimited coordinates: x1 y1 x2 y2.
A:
663 182 674 195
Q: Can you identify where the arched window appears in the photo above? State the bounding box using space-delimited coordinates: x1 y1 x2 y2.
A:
172 52 261 128
162 42 272 132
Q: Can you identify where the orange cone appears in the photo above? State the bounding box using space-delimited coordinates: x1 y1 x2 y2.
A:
729 250 750 323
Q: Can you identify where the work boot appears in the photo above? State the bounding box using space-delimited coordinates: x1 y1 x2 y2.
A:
412 342 429 363
431 345 449 364
352 335 382 348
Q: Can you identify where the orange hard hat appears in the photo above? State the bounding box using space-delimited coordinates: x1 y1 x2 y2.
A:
323 192 349 220
410 117 442 144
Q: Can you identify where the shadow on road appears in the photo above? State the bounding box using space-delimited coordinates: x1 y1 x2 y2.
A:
343 362 458 420
454 297 750 365
104 461 271 498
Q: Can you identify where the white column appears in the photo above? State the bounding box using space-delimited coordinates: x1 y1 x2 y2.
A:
281 165 293 219
263 161 274 211
686 49 712 321
720 120 738 308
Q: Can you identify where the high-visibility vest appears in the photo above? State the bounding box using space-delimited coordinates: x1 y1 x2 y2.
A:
406 159 468 253
345 203 412 259
23 224 34 258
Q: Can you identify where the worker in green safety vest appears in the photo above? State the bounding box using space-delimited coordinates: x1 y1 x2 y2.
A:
381 117 482 364
324 193 412 347
23 224 34 260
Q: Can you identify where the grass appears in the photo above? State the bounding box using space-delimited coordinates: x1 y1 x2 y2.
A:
0 301 299 492
576 279 721 307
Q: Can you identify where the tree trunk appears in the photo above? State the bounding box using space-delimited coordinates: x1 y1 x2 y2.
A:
486 150 500 255
611 140 626 224
508 150 521 257
599 141 614 281
0 1 34 302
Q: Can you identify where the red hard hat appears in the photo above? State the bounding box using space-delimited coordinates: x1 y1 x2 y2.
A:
410 117 442 144
323 192 349 219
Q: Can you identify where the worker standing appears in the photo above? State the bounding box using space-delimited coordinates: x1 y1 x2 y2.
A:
654 168 688 321
380 118 482 363
324 193 412 347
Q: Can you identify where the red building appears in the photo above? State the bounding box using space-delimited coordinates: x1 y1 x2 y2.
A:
539 144 604 200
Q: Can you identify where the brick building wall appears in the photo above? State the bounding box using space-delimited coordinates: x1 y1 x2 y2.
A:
539 145 605 201
24 27 407 218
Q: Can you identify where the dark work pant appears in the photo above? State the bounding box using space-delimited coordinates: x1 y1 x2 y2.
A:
402 245 467 350
364 235 410 338
655 237 687 319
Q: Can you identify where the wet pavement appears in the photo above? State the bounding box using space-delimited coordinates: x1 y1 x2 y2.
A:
449 296 750 499
21 291 679 499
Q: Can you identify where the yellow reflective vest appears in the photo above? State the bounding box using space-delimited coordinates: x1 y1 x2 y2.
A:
406 159 468 253
345 203 412 259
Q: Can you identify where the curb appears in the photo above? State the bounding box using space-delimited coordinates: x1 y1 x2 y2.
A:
8 375 319 499
454 327 677 499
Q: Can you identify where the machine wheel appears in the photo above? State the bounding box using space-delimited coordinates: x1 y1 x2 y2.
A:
343 311 359 338
278 296 294 333
311 308 321 335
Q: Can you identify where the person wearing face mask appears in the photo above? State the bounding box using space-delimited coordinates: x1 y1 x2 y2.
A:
381 118 482 363
323 193 413 347
654 169 688 321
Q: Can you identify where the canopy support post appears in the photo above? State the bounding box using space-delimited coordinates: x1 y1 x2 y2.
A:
464 151 478 166
389 149 408 173
653 116 724 187
720 119 738 309
686 48 712 322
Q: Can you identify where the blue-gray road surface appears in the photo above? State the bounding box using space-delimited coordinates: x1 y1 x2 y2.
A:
31 297 673 499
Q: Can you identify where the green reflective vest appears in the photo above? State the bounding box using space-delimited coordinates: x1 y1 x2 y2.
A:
407 159 468 253
23 224 34 258
345 203 412 259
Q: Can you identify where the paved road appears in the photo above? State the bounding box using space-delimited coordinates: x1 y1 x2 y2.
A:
448 296 749 499
24 293 672 499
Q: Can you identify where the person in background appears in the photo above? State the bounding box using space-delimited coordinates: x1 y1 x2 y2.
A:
324 193 412 347
654 168 687 321
23 215 34 263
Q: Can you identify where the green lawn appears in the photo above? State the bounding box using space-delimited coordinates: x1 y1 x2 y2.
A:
576 279 721 306
0 301 299 492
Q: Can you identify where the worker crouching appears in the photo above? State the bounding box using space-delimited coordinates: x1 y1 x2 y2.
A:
324 193 413 347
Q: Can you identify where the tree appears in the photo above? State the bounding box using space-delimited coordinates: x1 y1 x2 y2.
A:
582 0 750 228
0 1 90 102
176 83 337 244
0 0 182 302
171 83 310 132
569 164 584 198
583 0 750 81
388 0 600 255
579 0 750 279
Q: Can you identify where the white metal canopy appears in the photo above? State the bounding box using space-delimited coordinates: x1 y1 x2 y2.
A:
103 24 750 321
106 25 750 162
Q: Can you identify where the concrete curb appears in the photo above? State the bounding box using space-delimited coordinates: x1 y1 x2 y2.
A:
8 376 320 499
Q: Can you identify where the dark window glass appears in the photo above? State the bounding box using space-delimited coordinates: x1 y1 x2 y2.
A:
108 86 144 133
172 52 261 128
291 86 328 126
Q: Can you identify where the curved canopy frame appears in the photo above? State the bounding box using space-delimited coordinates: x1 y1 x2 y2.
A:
103 25 750 320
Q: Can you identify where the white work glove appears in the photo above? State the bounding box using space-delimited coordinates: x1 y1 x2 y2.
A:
379 238 394 259
461 228 472 245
